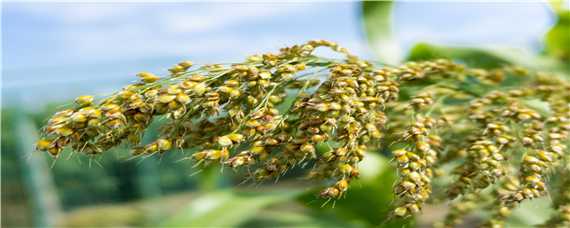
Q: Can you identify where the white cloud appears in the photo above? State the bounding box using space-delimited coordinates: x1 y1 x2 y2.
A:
12 3 141 24
160 4 314 34
11 2 322 64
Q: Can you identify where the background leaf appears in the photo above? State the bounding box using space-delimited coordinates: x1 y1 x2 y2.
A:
407 43 512 69
362 1 401 64
407 42 570 75
299 155 414 227
545 10 570 61
161 189 303 227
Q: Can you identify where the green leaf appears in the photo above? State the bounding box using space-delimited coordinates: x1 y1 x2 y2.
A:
161 189 303 227
298 155 414 227
506 197 554 227
239 210 357 228
407 43 570 75
545 10 570 61
407 43 512 69
523 99 552 117
358 152 389 180
362 1 401 64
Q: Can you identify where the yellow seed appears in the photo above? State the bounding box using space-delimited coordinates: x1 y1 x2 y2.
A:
528 164 542 172
167 86 182 95
106 119 123 128
157 139 172 151
176 93 191 104
134 113 147 122
144 89 159 98
209 149 229 160
178 60 193 69
517 113 531 120
48 147 61 156
329 102 341 110
227 133 244 143
301 143 316 156
408 204 420 214
145 143 159 153
251 146 265 154
400 181 416 190
339 164 353 174
335 179 349 192
224 80 239 87
311 135 325 143
259 71 272 79
137 72 160 83
246 120 260 128
315 103 329 112
169 65 185 74
523 155 540 164
370 130 382 139
226 156 246 167
36 139 52 150
55 127 73 136
392 149 407 157
536 150 553 162
408 172 422 183
320 187 340 198
192 151 207 160
229 90 241 98
180 81 197 90
84 108 102 118
247 55 263 62
87 119 100 127
218 136 233 147
268 95 282 104
75 95 94 106
158 94 176 103
70 113 87 123
394 207 408 217
397 155 409 164
189 74 206 82
101 104 121 112
168 101 180 110
264 138 279 146
119 90 135 99
525 175 541 184
498 206 511 217
247 96 258 105
192 83 207 95
49 116 68 125
218 86 232 93
416 141 430 152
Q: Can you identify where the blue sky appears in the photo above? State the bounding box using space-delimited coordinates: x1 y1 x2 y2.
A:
1 1 555 107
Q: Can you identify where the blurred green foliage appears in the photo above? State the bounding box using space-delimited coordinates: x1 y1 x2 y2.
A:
299 154 413 227
407 44 512 69
2 109 33 227
546 2 570 61
162 189 302 227
362 1 401 64
2 105 207 227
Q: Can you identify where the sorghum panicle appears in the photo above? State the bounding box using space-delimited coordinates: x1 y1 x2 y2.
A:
36 40 570 226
